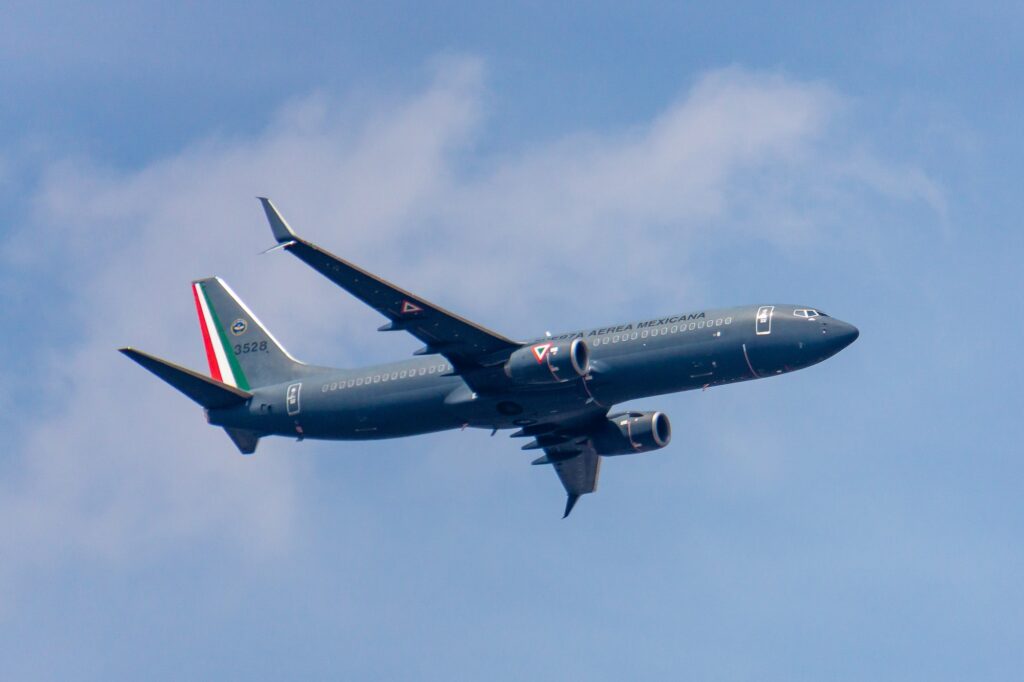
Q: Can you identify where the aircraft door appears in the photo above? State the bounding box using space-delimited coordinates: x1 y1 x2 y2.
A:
286 382 302 416
756 306 774 335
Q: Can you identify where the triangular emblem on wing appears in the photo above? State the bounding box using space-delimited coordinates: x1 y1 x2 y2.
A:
400 300 423 315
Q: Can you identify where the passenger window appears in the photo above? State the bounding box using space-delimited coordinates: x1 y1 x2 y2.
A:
671 325 678 333
613 335 620 343
698 321 704 329
419 368 426 376
688 322 696 330
373 375 380 383
400 370 407 378
725 317 732 324
641 330 648 338
356 378 363 386
631 332 638 340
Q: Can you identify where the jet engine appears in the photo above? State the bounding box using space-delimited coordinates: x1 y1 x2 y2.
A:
592 411 672 455
504 338 590 385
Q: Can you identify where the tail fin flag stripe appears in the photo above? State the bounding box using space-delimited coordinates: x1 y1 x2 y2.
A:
192 282 251 390
192 283 224 382
203 286 252 391
191 277 308 389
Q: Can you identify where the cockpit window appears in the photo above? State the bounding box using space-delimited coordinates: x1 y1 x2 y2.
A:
794 308 826 318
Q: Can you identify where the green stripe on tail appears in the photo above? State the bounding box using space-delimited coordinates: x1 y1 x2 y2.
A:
200 284 251 391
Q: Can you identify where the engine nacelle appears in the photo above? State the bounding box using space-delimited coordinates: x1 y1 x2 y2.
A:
504 338 590 385
593 411 672 455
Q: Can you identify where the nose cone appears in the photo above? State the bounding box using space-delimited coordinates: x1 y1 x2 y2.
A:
828 319 859 354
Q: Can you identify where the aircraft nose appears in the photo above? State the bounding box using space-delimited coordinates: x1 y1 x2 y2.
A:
827 319 859 353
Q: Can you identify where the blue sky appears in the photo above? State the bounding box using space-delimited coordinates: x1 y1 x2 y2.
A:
1 3 1022 680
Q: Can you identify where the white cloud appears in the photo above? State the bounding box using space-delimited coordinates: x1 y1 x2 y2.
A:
0 57 942 585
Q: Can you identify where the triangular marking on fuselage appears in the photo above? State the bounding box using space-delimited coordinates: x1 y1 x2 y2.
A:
400 300 423 314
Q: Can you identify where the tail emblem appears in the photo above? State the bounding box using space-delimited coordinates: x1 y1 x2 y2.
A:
231 319 248 336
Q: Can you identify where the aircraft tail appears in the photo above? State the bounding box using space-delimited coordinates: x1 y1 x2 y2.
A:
192 277 306 389
119 348 252 409
120 348 263 454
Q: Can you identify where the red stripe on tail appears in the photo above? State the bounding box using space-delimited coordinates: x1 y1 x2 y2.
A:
192 284 223 382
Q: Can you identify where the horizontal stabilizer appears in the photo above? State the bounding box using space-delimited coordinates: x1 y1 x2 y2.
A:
120 348 252 409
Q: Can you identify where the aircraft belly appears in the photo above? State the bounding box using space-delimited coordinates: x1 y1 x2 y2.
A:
444 381 599 430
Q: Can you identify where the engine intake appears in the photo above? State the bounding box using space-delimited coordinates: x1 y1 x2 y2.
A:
504 338 590 385
593 411 672 455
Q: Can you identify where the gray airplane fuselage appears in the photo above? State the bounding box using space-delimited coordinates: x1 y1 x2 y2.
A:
207 304 859 440
121 198 862 515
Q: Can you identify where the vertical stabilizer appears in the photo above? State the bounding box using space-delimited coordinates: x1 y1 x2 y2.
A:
192 277 306 389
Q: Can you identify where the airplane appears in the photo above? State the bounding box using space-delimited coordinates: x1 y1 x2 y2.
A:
121 198 860 517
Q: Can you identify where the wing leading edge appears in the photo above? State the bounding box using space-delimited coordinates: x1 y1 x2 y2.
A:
258 198 521 372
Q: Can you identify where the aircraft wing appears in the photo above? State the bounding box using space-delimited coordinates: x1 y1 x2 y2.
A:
259 198 521 371
551 445 601 518
522 409 609 517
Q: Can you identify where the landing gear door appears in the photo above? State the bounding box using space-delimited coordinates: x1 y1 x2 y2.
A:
756 306 774 335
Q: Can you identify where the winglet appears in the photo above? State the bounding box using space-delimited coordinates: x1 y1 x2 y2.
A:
563 494 580 518
258 197 298 243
